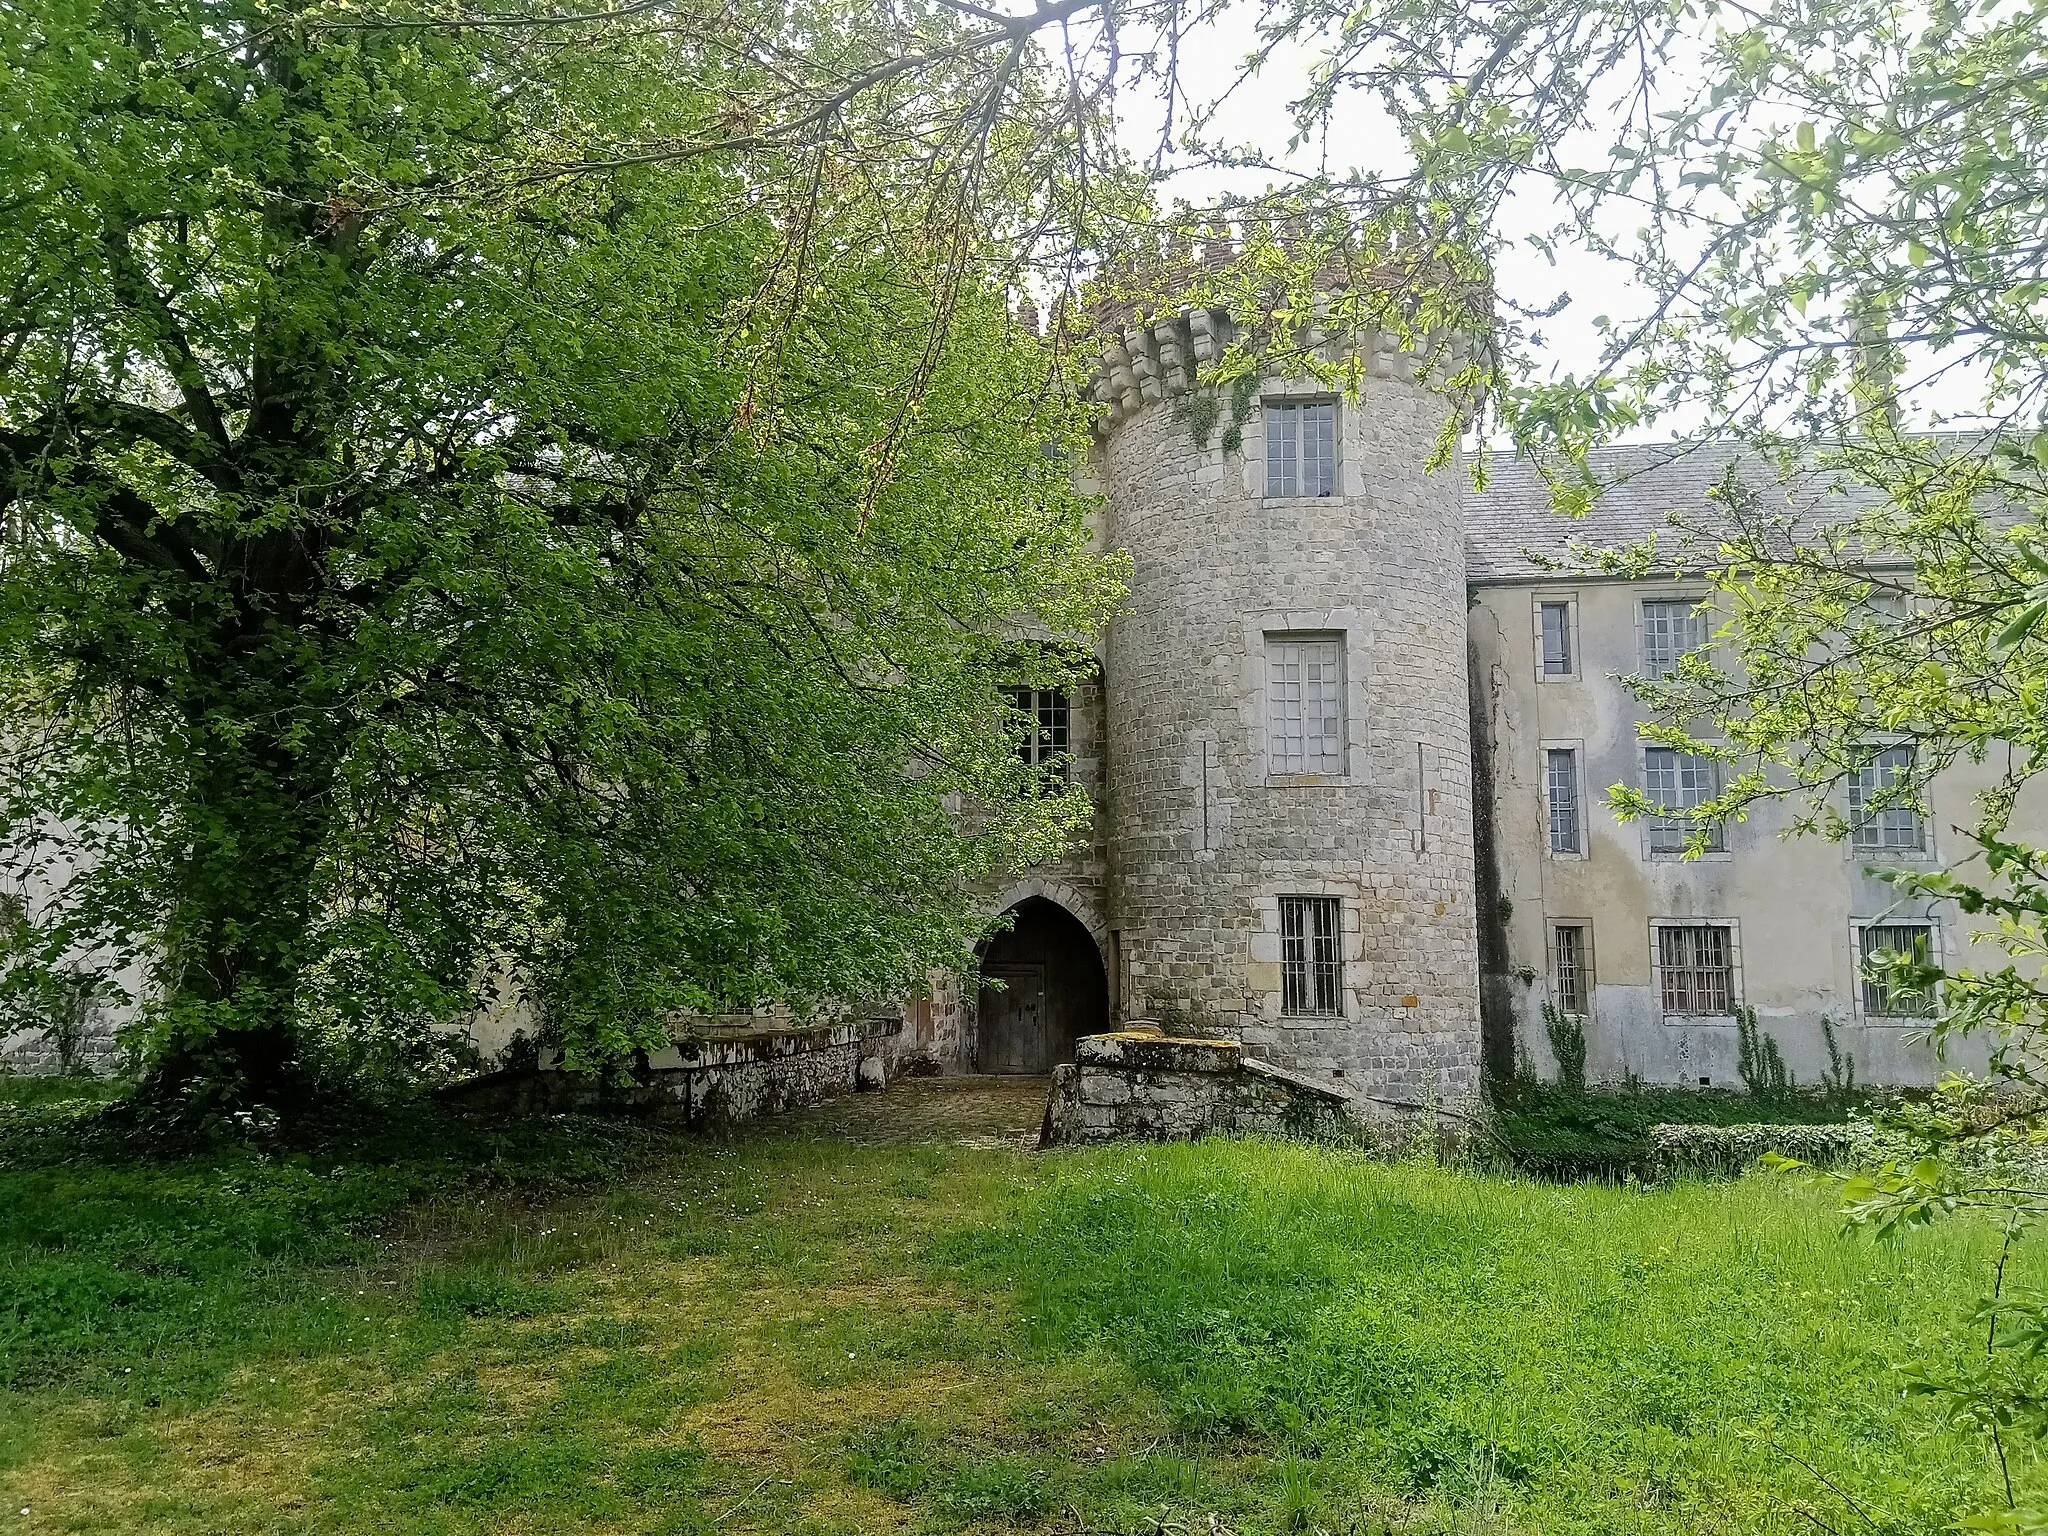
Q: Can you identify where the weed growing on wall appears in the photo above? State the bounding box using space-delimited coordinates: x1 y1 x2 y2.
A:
1737 1006 1795 1103
1541 1001 1587 1092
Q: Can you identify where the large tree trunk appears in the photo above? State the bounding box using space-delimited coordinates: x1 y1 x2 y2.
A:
135 677 339 1124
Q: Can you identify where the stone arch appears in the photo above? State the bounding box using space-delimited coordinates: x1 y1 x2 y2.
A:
974 886 1111 1074
987 878 1111 970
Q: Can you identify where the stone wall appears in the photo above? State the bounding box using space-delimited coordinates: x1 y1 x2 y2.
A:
1041 1027 1356 1145
445 1016 898 1125
0 1014 121 1076
1090 348 1483 1107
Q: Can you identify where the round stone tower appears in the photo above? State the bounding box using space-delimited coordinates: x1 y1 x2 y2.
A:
1085 302 1482 1107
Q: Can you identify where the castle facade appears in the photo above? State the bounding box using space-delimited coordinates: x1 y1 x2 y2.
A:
908 329 2015 1101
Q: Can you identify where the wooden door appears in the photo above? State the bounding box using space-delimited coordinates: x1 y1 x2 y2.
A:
980 965 1046 1073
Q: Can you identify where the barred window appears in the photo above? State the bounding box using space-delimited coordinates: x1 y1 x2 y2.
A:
1642 599 1708 679
1539 602 1574 676
1265 401 1336 498
1546 749 1582 854
1553 924 1589 1015
1850 744 1924 852
1280 896 1343 1015
1003 687 1070 782
1860 922 1935 1017
1644 746 1724 854
1658 925 1734 1014
1267 636 1344 774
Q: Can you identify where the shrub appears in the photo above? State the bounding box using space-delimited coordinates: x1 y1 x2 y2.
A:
1736 1006 1794 1103
1542 1002 1587 1092
1647 1122 1868 1176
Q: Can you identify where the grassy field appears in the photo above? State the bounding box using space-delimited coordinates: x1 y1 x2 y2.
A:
0 1075 2032 1534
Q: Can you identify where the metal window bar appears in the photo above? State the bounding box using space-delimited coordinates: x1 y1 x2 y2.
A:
1850 744 1923 851
1266 404 1300 497
1280 896 1343 1015
1267 639 1344 773
1540 602 1573 675
1658 925 1733 1014
1547 749 1581 853
1553 925 1587 1015
1860 922 1934 1016
1644 747 1724 853
1642 599 1706 679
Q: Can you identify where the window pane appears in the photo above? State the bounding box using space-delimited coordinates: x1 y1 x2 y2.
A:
1658 925 1733 1014
1547 749 1581 853
1642 599 1706 678
1265 402 1337 498
1003 687 1071 784
1644 747 1723 853
1554 925 1587 1015
1268 638 1344 774
1540 602 1573 675
1860 922 1933 1016
1302 402 1335 497
1266 404 1299 497
1850 744 1923 851
1281 896 1342 1015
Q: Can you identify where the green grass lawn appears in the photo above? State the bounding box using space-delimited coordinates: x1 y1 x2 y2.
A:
0 1075 2031 1534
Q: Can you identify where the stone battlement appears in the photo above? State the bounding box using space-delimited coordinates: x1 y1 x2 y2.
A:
1081 305 1477 434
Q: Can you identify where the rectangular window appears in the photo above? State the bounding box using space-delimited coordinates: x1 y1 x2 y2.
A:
1860 922 1935 1017
1266 636 1344 774
1641 598 1708 679
1280 896 1343 1015
1546 749 1582 854
1539 601 1574 676
1265 401 1336 498
1850 744 1924 851
1553 924 1589 1015
1004 687 1071 782
1644 746 1724 853
1658 925 1735 1014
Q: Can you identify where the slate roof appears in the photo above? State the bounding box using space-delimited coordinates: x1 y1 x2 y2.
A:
1460 435 2002 584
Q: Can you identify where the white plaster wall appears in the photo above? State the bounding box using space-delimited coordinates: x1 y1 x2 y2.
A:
1471 577 2011 1088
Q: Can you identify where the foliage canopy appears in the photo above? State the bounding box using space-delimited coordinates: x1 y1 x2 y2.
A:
0 0 1123 1113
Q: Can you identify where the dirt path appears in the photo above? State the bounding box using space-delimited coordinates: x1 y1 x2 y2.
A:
782 1074 1051 1147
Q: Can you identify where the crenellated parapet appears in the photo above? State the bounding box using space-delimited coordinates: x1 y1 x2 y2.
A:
1077 303 1480 434
1016 213 1490 436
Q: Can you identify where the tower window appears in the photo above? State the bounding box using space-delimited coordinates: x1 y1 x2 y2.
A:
1265 401 1336 498
1266 635 1344 774
1849 744 1924 851
1657 924 1735 1014
1644 746 1724 853
1539 601 1574 676
1859 921 1935 1016
1552 924 1589 1015
1546 748 1582 854
1004 687 1070 783
1279 896 1343 1015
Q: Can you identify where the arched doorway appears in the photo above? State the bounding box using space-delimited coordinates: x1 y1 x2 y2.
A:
976 898 1109 1073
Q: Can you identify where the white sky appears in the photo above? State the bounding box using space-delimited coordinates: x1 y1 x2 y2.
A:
1099 7 1992 444
1104 12 1654 432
